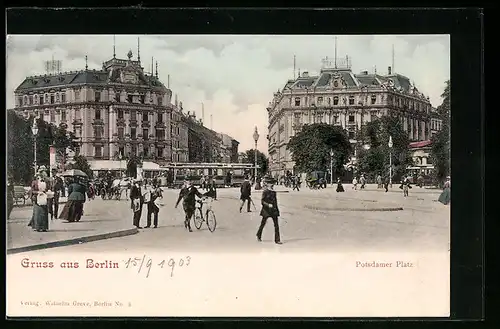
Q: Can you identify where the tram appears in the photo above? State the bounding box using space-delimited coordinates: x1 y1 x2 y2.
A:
161 163 258 188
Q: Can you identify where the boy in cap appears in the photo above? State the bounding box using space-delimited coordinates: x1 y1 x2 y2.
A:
175 178 204 232
239 175 253 213
256 177 282 244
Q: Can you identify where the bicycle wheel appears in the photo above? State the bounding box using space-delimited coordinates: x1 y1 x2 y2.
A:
194 208 203 230
206 210 217 232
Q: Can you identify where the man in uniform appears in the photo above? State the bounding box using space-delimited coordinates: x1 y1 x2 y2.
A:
175 179 203 232
256 178 282 244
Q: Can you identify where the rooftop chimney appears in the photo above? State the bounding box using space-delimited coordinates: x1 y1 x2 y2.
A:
388 66 392 75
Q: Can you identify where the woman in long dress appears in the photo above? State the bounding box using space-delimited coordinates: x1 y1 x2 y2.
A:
59 177 87 222
32 174 50 232
438 176 451 205
336 178 345 192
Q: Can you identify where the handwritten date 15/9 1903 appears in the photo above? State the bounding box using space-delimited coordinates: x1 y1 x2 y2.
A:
124 255 191 278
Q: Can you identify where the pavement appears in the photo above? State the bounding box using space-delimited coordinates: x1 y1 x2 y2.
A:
15 184 450 254
7 198 138 254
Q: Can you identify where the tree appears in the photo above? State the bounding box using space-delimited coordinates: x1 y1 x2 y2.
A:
287 123 352 173
430 79 450 186
126 154 143 178
7 110 35 184
355 115 413 180
69 155 93 178
243 149 269 175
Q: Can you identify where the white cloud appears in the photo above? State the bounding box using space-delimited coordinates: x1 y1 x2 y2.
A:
6 34 450 154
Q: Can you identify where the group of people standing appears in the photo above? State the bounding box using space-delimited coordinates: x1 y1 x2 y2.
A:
27 167 90 232
130 178 164 229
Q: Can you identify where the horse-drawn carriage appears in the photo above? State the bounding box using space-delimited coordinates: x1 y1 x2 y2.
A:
13 186 29 205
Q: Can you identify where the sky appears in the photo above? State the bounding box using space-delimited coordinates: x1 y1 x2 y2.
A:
6 35 450 154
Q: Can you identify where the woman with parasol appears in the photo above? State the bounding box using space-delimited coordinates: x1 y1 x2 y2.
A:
59 169 88 222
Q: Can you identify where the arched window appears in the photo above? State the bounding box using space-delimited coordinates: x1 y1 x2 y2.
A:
34 95 39 104
348 96 355 105
56 93 60 103
44 94 49 104
23 96 28 106
371 95 377 104
333 96 339 105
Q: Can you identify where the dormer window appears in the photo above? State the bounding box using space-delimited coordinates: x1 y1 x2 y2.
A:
333 96 339 105
348 96 355 105
295 97 300 106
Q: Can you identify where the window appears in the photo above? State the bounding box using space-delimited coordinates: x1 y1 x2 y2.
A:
56 93 60 103
75 108 80 120
317 97 323 105
157 97 163 106
371 95 376 104
75 91 80 102
50 111 55 122
95 91 101 102
50 94 55 104
94 127 102 139
119 147 125 157
348 130 355 139
327 97 331 105
158 113 163 123
334 115 339 123
29 95 33 105
95 109 101 120
349 115 355 123
349 96 355 105
61 93 66 103
156 129 164 140
140 95 145 104
333 96 339 105
118 110 124 119
142 111 148 122
157 148 163 158
295 97 300 106
60 110 66 121
143 129 149 140
118 127 124 138
94 146 102 157
33 95 38 104
129 110 136 121
131 128 136 139
128 95 133 103
23 96 28 105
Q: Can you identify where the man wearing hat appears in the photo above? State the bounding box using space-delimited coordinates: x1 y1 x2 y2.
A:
130 178 144 229
175 178 203 232
256 177 282 244
239 175 253 213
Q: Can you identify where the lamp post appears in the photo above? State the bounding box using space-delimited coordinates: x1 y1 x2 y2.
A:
330 149 334 186
118 152 123 177
388 135 393 188
31 117 39 176
253 126 259 181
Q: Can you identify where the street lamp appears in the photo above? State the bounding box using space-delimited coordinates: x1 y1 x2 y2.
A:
388 135 393 188
253 126 259 181
330 149 334 186
118 152 123 177
31 117 39 176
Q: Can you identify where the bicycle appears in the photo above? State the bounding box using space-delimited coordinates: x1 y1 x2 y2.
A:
193 196 217 232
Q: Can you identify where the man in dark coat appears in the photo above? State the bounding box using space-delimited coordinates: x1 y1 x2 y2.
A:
130 179 144 228
239 176 253 213
256 178 282 244
175 179 203 232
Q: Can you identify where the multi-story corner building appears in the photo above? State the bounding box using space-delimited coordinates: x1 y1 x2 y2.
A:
266 59 437 177
218 133 240 163
12 50 187 166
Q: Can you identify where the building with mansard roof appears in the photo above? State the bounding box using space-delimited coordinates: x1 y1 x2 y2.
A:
267 57 442 177
12 49 189 167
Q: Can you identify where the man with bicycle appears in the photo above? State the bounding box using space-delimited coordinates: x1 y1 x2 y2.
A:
175 179 204 232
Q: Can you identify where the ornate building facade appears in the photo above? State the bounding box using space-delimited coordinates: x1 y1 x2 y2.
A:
267 59 439 177
13 50 189 165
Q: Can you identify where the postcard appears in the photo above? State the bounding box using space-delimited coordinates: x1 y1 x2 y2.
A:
6 34 451 317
